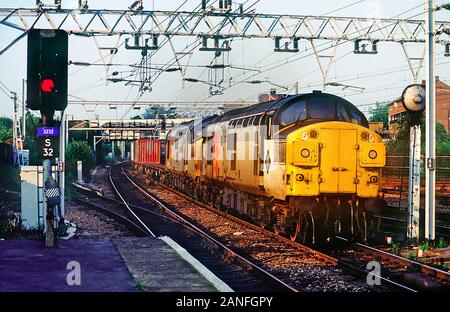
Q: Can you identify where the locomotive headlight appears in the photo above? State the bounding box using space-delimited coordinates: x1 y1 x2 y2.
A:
301 148 310 158
368 150 377 159
360 132 369 141
369 176 378 183
296 174 305 181
309 129 318 138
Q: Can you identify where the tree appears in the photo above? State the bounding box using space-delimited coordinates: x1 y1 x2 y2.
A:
141 105 169 119
65 140 95 179
368 103 388 129
0 117 13 143
387 115 450 157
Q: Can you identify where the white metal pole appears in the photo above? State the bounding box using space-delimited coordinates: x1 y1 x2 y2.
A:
425 0 436 241
407 125 420 242
22 79 26 140
12 92 17 151
65 114 69 146
59 111 65 221
77 160 83 183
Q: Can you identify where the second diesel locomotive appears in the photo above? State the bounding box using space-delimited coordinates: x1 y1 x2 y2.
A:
144 91 386 243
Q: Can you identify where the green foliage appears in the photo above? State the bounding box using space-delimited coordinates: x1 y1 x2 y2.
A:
57 222 69 238
23 114 43 165
135 282 146 291
66 140 95 180
406 251 416 260
0 165 20 191
141 105 166 119
419 242 430 251
139 105 177 119
387 118 450 157
64 169 74 201
0 117 13 128
391 243 399 254
0 117 13 143
436 237 448 248
368 103 389 128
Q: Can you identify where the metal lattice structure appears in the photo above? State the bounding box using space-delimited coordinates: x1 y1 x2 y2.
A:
1 7 448 87
0 8 449 43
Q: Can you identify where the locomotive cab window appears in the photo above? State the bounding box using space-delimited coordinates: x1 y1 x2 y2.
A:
308 97 335 119
253 115 262 126
350 109 368 127
337 102 352 122
248 116 255 126
279 100 307 126
243 117 251 127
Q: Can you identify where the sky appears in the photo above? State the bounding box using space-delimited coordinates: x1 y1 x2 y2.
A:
0 0 449 120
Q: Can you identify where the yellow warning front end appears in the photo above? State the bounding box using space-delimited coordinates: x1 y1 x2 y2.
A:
285 121 385 198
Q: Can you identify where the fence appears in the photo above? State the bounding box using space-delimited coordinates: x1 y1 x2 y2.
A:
384 155 450 183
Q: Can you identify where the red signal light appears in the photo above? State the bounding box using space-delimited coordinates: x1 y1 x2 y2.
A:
40 79 55 93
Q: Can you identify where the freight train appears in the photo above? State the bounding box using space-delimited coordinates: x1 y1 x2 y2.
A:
132 91 387 244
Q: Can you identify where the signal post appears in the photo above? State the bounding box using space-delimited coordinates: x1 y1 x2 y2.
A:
401 85 426 243
27 29 68 247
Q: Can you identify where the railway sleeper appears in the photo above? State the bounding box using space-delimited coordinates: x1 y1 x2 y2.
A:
132 163 384 246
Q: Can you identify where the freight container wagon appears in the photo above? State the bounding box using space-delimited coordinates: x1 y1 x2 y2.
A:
131 139 163 164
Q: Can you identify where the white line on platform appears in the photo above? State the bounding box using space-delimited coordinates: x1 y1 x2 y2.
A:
159 236 234 293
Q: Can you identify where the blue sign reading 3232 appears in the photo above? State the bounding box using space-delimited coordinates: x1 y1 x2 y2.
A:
37 127 59 137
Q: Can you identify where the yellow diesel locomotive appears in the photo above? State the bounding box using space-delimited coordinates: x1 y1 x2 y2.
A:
163 91 386 243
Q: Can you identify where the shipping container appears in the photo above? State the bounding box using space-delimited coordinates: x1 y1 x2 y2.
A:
131 139 162 164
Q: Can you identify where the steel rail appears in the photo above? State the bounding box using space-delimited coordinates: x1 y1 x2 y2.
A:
336 236 450 285
118 165 299 292
108 165 156 237
72 194 149 236
126 163 423 292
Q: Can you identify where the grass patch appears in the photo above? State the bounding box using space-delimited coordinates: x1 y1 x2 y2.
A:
135 282 147 291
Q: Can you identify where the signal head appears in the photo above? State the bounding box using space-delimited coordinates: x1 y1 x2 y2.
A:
401 84 425 112
40 78 55 93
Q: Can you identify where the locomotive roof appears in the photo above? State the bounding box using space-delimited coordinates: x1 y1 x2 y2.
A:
168 91 368 138
215 91 367 126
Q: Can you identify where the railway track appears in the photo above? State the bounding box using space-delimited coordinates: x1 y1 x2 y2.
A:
74 164 298 292
126 162 450 291
331 237 450 291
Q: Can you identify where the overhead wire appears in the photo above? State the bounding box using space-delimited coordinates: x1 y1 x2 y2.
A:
198 3 439 102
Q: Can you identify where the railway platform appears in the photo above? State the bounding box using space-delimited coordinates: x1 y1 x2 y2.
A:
0 237 228 292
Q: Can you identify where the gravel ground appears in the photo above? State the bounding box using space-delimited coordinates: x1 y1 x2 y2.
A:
65 201 134 239
127 167 380 292
88 165 116 198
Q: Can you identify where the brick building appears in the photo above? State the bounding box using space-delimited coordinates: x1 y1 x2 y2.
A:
388 77 450 134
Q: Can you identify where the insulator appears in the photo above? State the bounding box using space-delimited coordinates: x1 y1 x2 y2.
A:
275 37 281 49
219 0 224 9
293 38 299 50
201 0 207 10
354 39 360 53
372 40 378 53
